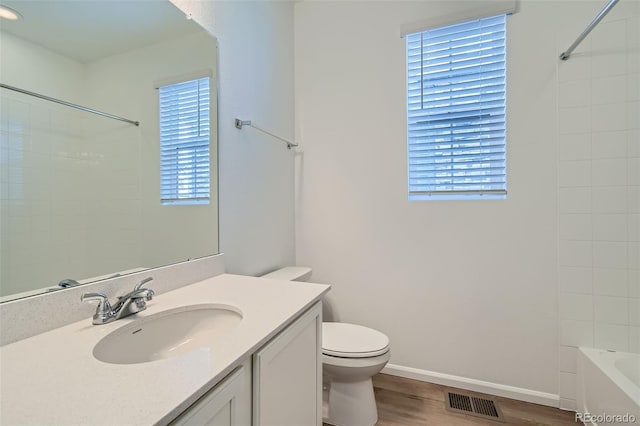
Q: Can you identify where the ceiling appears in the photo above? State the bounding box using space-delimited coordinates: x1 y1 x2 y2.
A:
0 0 201 63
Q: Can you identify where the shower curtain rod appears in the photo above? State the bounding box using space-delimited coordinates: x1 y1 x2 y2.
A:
0 83 140 126
559 0 619 60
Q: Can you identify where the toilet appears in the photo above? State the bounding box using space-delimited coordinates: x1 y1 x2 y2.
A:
261 267 390 426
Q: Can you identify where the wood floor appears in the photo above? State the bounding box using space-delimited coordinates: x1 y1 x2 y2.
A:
325 373 578 426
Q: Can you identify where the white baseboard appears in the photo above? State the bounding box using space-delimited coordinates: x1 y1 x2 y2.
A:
381 364 559 408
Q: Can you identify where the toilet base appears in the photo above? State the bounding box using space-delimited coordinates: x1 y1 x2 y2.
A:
323 378 378 426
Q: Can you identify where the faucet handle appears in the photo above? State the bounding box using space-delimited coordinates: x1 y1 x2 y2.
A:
134 277 153 291
81 292 110 306
81 292 114 324
142 288 155 301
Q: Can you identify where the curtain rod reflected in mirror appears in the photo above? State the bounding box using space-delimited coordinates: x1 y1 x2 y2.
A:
0 84 140 126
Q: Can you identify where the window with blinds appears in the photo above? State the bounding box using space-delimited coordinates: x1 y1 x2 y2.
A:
406 14 507 200
159 77 210 205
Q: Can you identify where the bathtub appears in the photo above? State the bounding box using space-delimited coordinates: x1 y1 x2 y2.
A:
577 347 640 425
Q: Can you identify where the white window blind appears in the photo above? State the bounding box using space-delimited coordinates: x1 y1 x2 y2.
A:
406 14 507 200
159 77 210 205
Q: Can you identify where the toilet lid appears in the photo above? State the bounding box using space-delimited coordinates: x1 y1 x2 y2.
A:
322 322 390 358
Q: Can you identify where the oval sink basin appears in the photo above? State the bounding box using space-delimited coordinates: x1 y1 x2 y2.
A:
93 304 243 364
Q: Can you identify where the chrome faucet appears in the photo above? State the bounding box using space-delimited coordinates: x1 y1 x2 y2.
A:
81 277 155 325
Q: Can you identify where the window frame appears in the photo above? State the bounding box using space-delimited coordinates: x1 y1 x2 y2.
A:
406 14 508 201
158 76 212 206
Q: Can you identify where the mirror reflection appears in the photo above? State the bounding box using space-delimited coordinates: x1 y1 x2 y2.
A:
0 0 219 302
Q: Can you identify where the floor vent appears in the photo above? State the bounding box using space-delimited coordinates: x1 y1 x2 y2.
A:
445 390 504 422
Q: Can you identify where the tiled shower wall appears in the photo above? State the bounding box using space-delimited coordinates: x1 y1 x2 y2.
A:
0 33 145 297
0 88 143 297
556 3 639 410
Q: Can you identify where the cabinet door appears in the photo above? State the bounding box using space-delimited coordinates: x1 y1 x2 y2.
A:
171 360 251 426
253 302 322 426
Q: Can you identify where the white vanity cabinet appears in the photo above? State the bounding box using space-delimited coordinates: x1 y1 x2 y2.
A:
171 359 252 426
171 301 322 426
253 302 323 426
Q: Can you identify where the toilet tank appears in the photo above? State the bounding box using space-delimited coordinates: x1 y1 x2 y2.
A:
261 266 312 282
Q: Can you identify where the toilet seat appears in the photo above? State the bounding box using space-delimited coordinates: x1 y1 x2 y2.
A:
322 322 389 358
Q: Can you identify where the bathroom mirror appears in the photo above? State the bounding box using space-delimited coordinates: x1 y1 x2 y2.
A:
0 0 219 302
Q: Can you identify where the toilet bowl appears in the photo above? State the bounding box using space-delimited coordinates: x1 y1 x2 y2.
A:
261 267 390 426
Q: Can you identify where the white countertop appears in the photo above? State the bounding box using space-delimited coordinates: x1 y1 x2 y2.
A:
0 274 330 425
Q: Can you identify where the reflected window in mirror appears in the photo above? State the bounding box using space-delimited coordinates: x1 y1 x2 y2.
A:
159 76 211 206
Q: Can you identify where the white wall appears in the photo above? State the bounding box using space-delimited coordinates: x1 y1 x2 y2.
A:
556 0 639 410
171 0 296 276
295 0 565 397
